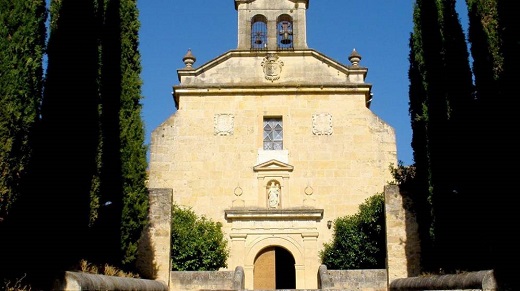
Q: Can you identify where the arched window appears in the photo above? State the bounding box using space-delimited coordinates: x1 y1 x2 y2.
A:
277 14 293 50
251 15 267 50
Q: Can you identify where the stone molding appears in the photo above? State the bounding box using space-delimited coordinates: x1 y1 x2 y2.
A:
253 159 294 172
225 208 323 220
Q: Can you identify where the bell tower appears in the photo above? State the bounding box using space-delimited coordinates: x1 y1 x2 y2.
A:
235 0 309 50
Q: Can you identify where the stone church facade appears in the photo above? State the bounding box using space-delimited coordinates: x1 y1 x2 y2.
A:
148 0 397 289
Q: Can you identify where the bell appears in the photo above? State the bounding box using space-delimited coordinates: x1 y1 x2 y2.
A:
279 22 292 45
281 31 291 44
254 31 264 45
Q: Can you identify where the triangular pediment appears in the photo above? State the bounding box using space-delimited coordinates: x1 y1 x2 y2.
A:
177 49 357 82
173 49 370 109
253 159 294 172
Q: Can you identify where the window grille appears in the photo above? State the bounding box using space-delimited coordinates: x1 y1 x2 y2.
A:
251 15 267 50
263 118 283 150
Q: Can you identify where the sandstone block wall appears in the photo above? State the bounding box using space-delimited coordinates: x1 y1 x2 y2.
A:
385 185 421 283
136 188 172 285
318 264 387 291
170 271 235 291
327 269 387 291
149 91 396 249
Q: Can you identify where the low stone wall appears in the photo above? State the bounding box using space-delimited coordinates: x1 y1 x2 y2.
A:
318 264 387 291
389 270 497 291
170 266 244 291
52 271 168 290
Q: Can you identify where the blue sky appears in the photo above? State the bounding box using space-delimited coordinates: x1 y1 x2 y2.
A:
138 1 470 166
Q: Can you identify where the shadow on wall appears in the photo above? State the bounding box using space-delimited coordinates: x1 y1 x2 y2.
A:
136 223 160 279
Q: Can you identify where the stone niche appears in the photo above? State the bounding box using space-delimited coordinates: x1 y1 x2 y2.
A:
252 159 292 208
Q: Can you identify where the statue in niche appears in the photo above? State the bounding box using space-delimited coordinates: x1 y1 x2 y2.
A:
268 181 280 208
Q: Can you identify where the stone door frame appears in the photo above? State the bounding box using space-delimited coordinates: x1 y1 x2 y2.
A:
226 209 323 289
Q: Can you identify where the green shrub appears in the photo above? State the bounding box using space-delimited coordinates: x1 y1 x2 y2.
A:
171 204 229 271
320 193 386 269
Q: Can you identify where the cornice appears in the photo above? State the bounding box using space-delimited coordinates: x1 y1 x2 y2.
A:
225 208 323 221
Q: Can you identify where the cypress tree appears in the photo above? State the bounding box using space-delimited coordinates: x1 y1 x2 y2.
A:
436 0 476 271
410 0 449 271
466 0 515 184
94 0 124 266
409 0 475 272
466 0 501 103
494 2 519 288
0 0 47 222
465 1 500 207
410 0 518 277
95 0 148 270
5 0 100 286
466 1 519 287
0 0 47 282
408 29 435 272
117 0 148 269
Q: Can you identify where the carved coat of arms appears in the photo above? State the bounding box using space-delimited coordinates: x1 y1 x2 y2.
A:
312 113 333 135
214 114 234 136
261 53 284 82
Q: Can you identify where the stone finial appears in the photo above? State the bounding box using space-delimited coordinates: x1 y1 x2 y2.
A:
348 48 362 67
182 49 196 68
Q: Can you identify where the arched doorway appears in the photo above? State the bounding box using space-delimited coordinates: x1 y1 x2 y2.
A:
253 246 296 289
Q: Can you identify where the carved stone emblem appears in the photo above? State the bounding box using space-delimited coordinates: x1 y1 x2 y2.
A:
261 53 284 82
304 186 313 196
214 114 234 136
234 186 243 196
312 113 333 135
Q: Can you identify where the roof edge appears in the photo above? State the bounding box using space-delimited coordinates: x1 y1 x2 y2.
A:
234 0 309 10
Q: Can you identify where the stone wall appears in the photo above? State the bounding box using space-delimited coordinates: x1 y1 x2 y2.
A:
389 270 497 291
385 185 421 283
138 185 498 291
136 188 172 285
318 264 387 291
327 269 387 291
170 266 244 291
384 186 498 291
52 271 168 291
